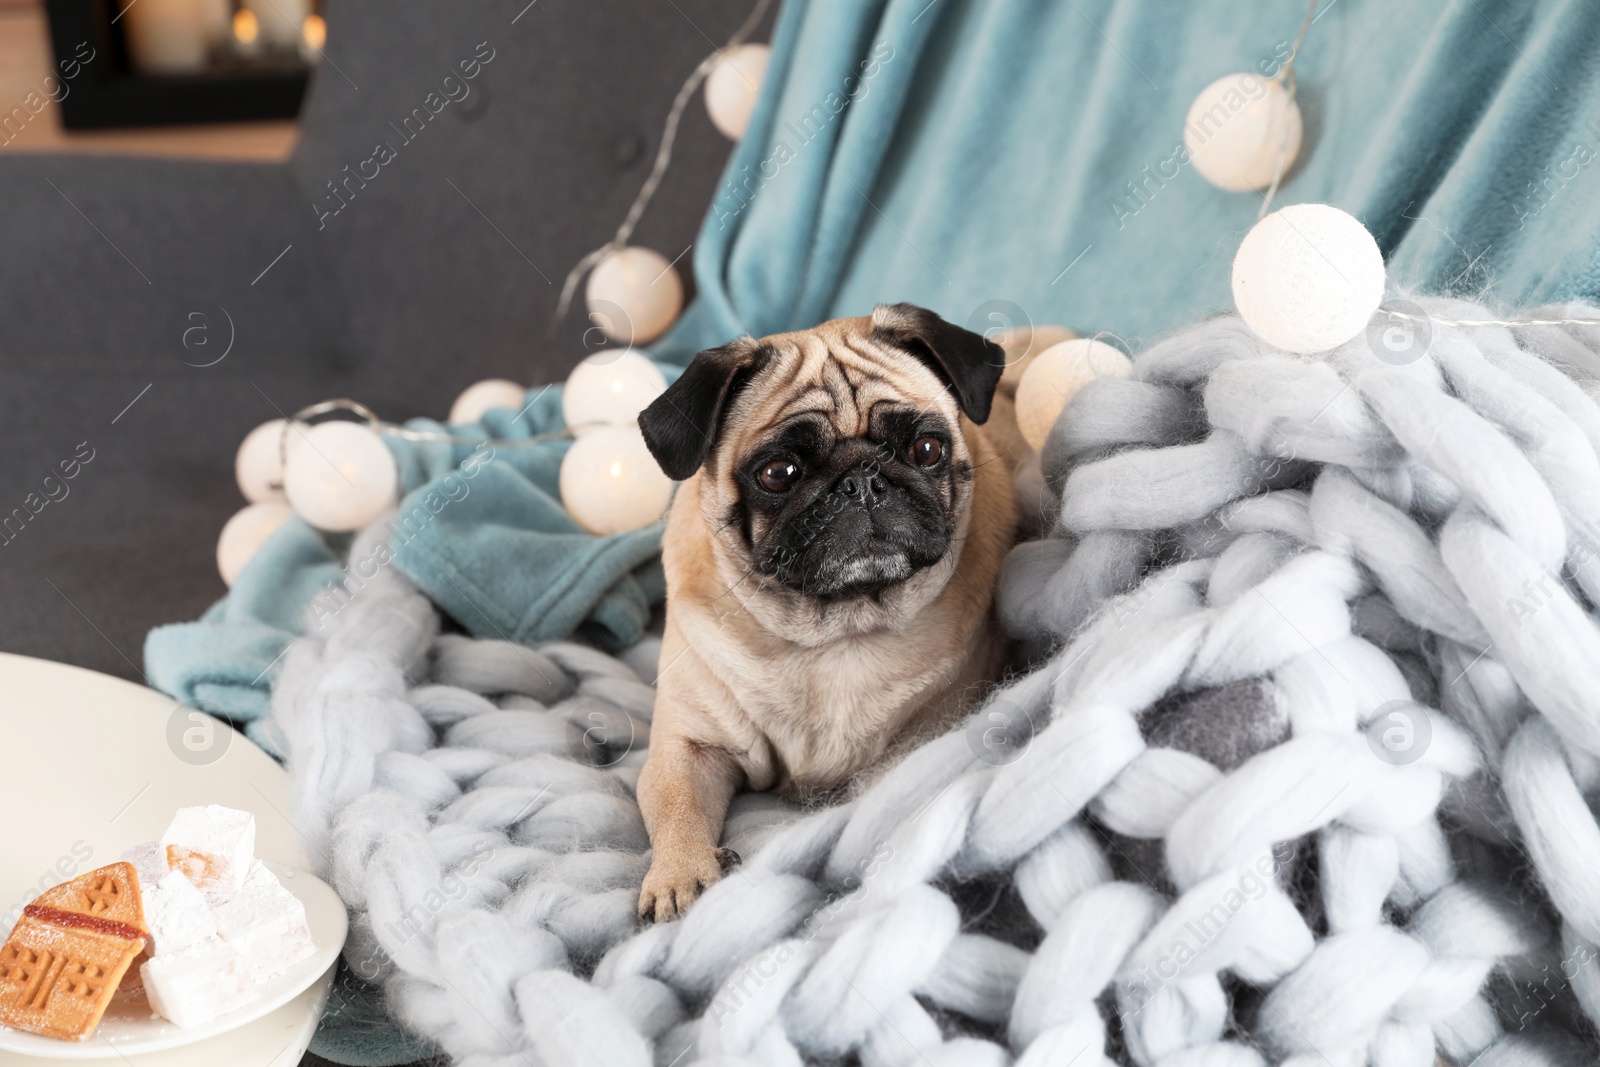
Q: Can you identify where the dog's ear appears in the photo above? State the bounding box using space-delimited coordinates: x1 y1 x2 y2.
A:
870 303 1006 424
639 337 772 480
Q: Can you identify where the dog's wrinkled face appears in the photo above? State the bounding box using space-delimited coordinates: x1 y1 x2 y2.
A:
641 304 1005 622
739 381 960 597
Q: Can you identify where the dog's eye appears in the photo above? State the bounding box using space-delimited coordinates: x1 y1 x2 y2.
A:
757 460 801 493
909 436 944 467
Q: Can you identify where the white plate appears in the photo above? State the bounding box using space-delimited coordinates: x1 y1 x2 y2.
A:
0 969 332 1067
0 654 348 1064
0 860 347 1058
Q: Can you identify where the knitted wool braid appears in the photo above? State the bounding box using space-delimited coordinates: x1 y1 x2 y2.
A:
271 296 1600 1067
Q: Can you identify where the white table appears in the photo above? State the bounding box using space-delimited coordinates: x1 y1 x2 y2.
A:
0 654 331 1066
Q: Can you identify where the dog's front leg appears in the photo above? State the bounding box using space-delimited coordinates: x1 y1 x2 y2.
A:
636 734 742 922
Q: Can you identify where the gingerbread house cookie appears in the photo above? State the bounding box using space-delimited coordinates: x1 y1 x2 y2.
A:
0 863 149 1041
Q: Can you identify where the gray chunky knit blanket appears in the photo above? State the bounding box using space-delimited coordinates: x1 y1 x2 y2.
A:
271 297 1600 1067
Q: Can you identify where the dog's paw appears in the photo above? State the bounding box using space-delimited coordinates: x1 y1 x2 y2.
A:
638 846 741 922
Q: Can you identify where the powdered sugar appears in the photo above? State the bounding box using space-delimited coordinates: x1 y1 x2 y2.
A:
139 937 254 1029
141 872 216 957
209 861 315 981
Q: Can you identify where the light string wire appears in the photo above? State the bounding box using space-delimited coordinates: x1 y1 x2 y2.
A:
274 399 609 482
1379 309 1600 328
1257 0 1321 220
547 0 775 336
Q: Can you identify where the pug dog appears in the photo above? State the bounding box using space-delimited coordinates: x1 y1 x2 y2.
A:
633 303 1022 921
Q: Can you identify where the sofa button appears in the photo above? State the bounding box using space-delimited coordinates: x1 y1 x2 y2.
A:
453 81 490 122
612 131 644 167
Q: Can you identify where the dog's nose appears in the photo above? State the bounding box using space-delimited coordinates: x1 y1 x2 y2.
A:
835 469 888 503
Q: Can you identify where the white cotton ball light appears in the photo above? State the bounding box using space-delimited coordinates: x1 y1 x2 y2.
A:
705 43 770 140
562 350 668 435
586 247 684 346
450 379 527 425
1232 203 1386 354
993 324 1078 391
235 418 306 503
559 424 672 535
282 421 399 532
1184 72 1303 192
1015 338 1132 451
216 501 294 587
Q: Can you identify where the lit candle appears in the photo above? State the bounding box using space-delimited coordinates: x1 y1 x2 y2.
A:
120 0 231 74
243 0 310 49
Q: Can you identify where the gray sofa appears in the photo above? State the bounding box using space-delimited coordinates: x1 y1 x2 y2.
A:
0 0 758 695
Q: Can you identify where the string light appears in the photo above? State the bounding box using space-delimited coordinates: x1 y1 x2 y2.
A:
217 502 293 586
584 247 685 345
219 381 653 586
1205 1 1600 350
550 0 773 342
282 421 399 533
1227 202 1600 355
1184 74 1302 195
236 418 301 504
449 380 528 425
558 425 673 535
1183 0 1320 214
1232 203 1386 354
705 43 771 140
562 350 667 435
1015 338 1132 450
